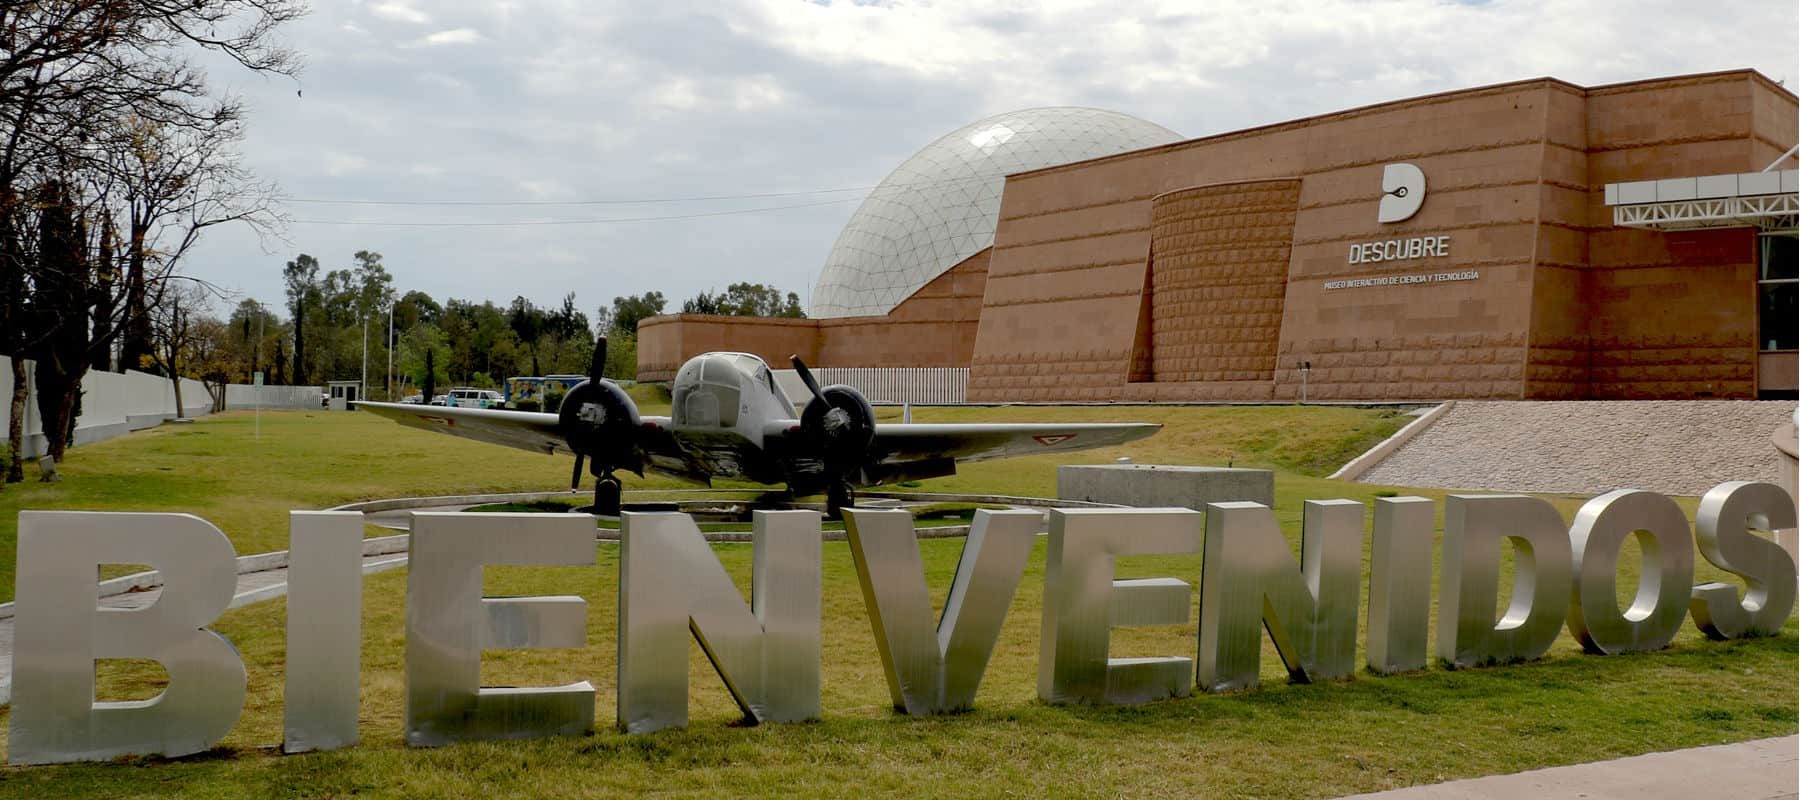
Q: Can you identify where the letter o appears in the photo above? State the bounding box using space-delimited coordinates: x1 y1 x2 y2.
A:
1566 490 1694 654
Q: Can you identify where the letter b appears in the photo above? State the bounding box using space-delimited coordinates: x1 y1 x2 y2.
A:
9 512 246 765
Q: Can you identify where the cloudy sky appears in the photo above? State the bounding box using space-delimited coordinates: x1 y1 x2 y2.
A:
183 0 1797 318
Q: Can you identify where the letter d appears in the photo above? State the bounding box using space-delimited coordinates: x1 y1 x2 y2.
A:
9 512 246 765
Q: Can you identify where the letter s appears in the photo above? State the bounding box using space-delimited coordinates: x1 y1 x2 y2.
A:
1689 481 1797 638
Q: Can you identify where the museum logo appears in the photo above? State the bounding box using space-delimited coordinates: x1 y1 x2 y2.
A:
1343 162 1458 271
1377 162 1425 223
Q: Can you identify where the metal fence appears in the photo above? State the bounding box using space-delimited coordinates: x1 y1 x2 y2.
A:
773 367 968 405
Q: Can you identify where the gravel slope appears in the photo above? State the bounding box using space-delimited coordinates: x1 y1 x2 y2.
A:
1359 400 1797 496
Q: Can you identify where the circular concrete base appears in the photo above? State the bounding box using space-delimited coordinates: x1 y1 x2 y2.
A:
328 488 1119 541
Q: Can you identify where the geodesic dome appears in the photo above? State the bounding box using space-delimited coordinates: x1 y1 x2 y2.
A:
809 107 1181 319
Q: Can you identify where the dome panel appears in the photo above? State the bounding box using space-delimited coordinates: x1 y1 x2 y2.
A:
810 107 1180 318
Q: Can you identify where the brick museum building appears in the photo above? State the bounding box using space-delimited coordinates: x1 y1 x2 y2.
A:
638 70 1799 402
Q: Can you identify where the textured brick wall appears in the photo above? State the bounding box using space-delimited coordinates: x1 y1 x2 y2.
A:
1521 71 1786 399
817 251 987 368
634 315 818 383
635 250 989 381
643 71 1793 402
1142 180 1298 383
1275 332 1527 400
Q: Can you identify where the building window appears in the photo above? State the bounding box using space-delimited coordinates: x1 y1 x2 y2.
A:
1759 233 1797 352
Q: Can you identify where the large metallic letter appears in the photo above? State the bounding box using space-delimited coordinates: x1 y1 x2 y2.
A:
1038 508 1200 705
284 511 364 753
618 510 821 733
404 512 595 746
1565 490 1694 654
1689 481 1798 639
843 508 1040 715
9 512 246 765
1366 496 1435 674
1197 500 1362 691
1435 495 1572 667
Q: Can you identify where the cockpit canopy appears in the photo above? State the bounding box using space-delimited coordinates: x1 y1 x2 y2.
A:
670 352 792 429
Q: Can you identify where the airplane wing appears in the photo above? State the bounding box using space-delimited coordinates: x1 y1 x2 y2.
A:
354 401 679 460
869 422 1161 464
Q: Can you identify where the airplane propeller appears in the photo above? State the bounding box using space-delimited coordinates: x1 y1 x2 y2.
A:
560 334 644 516
789 355 875 518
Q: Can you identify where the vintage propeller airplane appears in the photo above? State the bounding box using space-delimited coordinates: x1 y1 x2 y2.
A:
356 336 1160 517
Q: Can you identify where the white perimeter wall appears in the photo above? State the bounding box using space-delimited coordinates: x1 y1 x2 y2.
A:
772 367 968 406
224 383 318 410
0 356 315 459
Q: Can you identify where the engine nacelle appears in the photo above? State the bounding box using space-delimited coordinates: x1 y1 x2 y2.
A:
800 383 874 470
559 379 644 476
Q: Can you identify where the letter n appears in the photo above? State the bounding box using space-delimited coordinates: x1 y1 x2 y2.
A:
618 511 821 733
1197 501 1362 691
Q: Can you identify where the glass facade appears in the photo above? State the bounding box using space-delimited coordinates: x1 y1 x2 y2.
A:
1759 233 1797 352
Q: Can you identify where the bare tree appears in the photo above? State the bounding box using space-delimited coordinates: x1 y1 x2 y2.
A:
0 0 301 476
147 281 216 418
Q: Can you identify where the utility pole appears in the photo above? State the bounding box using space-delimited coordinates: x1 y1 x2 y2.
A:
387 303 394 401
360 312 368 404
256 302 264 440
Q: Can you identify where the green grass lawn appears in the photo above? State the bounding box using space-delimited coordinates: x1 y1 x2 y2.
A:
0 405 1792 798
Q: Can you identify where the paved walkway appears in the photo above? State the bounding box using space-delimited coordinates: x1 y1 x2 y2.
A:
1335 736 1798 800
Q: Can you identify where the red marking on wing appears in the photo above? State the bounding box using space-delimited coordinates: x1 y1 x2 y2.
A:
1032 433 1075 446
420 416 455 427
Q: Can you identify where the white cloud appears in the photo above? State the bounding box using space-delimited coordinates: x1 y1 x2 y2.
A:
648 77 701 110
181 0 1799 315
415 27 482 47
321 152 370 177
369 1 430 24
732 75 787 112
418 72 469 90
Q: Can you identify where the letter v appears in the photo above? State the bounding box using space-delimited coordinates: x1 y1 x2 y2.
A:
844 508 1041 715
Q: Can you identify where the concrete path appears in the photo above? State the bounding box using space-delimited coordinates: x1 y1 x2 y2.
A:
0 549 409 705
1335 736 1798 800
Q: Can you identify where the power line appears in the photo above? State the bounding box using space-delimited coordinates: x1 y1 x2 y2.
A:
279 172 1000 208
289 197 862 227
283 185 876 206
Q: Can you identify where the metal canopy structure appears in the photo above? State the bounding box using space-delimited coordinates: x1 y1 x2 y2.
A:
1604 169 1799 232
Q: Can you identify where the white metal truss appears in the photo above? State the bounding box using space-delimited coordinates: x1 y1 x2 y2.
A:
1612 192 1798 232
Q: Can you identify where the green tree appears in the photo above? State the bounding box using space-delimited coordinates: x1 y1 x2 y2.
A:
394 289 441 331
681 283 805 317
282 253 320 385
507 296 545 376
604 291 667 335
398 324 451 399
226 299 282 383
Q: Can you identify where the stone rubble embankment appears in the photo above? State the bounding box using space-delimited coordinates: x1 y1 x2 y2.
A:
1359 400 1796 496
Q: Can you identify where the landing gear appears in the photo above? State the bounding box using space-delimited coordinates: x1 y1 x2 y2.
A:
826 481 855 520
593 474 622 517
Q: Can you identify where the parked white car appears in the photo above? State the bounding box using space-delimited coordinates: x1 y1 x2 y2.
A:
446 388 505 409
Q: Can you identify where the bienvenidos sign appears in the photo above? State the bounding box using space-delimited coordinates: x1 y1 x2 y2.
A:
7 480 1795 765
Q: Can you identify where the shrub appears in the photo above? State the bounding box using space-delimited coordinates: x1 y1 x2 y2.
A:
543 390 567 414
513 399 540 412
